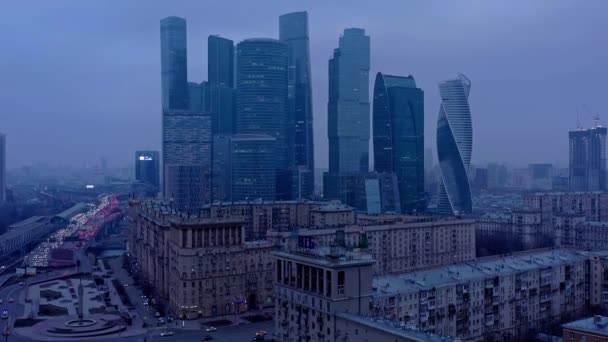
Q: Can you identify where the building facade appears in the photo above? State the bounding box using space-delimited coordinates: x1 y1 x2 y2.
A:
160 16 189 111
436 74 473 215
236 38 289 199
280 11 315 200
135 150 160 194
562 316 608 342
129 199 275 319
268 217 476 276
373 73 425 213
570 126 607 191
229 134 278 203
162 111 212 209
325 28 371 203
207 35 236 135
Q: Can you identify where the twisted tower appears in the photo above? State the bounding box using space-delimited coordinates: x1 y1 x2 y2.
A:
436 74 473 214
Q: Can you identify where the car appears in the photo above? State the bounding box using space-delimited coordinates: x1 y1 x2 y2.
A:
201 336 213 341
143 301 149 306
155 312 161 318
18 282 24 286
124 284 129 287
1 310 8 320
157 317 165 324
205 326 217 332
8 298 13 303
160 331 174 337
256 330 268 336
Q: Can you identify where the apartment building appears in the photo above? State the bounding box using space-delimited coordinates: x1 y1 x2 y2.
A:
129 199 275 319
523 191 608 229
267 218 476 276
274 247 453 342
372 249 607 341
201 200 354 240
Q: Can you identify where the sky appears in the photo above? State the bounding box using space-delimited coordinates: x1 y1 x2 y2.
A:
1 0 606 170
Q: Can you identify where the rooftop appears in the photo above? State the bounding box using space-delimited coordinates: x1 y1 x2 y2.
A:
275 247 374 268
337 313 458 342
373 249 608 297
563 315 608 337
2 216 54 241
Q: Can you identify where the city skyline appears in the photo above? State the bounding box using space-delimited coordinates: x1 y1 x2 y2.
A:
1 1 607 170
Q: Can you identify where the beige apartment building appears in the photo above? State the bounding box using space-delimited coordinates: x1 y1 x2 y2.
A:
268 218 476 276
129 199 275 319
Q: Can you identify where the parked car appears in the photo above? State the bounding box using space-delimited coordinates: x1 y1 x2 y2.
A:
205 326 217 332
160 331 174 337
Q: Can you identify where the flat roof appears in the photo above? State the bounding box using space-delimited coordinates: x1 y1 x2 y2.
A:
373 249 608 297
275 248 374 268
563 316 608 336
336 313 457 342
2 216 53 241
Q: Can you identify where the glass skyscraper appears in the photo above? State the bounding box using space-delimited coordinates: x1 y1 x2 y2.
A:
229 134 277 203
236 38 288 199
162 111 212 209
436 74 473 215
207 35 236 135
324 28 370 204
327 28 370 174
569 126 607 191
135 150 160 194
373 73 425 213
208 35 234 88
161 16 189 111
280 11 314 199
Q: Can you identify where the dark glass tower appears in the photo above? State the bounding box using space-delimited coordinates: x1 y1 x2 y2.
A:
160 17 189 111
569 126 607 191
327 28 370 174
280 11 314 199
135 150 160 193
236 38 288 199
208 35 234 88
373 73 425 213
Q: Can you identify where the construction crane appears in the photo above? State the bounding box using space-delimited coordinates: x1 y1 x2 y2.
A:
583 104 601 127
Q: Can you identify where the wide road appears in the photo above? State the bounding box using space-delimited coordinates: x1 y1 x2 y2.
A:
144 320 275 342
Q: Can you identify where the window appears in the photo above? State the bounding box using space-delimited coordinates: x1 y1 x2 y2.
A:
338 271 345 294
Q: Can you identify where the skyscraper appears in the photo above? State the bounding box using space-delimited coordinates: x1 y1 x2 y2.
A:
207 35 236 135
236 38 288 198
135 151 160 194
162 111 212 209
373 72 425 213
569 125 607 191
229 134 277 203
161 16 189 111
324 28 370 205
0 133 5 204
208 35 234 88
280 11 314 199
327 28 370 174
436 74 473 215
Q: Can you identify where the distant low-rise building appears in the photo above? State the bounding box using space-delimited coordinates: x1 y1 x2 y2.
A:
562 315 608 342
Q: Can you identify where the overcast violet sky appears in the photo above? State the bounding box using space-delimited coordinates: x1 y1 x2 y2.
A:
1 0 606 169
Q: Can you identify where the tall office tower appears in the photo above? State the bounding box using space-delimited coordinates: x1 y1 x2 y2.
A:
324 28 370 204
280 11 314 199
188 81 205 112
0 133 5 204
161 16 189 111
229 134 277 204
373 73 425 213
207 36 236 135
162 111 212 210
135 151 160 193
569 125 607 191
236 38 288 199
436 74 473 215
211 135 231 202
208 35 234 88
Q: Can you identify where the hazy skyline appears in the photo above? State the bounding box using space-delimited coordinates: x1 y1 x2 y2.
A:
1 1 606 169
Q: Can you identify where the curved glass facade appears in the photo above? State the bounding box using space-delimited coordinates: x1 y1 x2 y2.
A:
436 74 473 215
372 73 424 213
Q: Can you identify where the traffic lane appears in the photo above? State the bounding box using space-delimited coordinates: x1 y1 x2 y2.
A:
148 320 275 342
